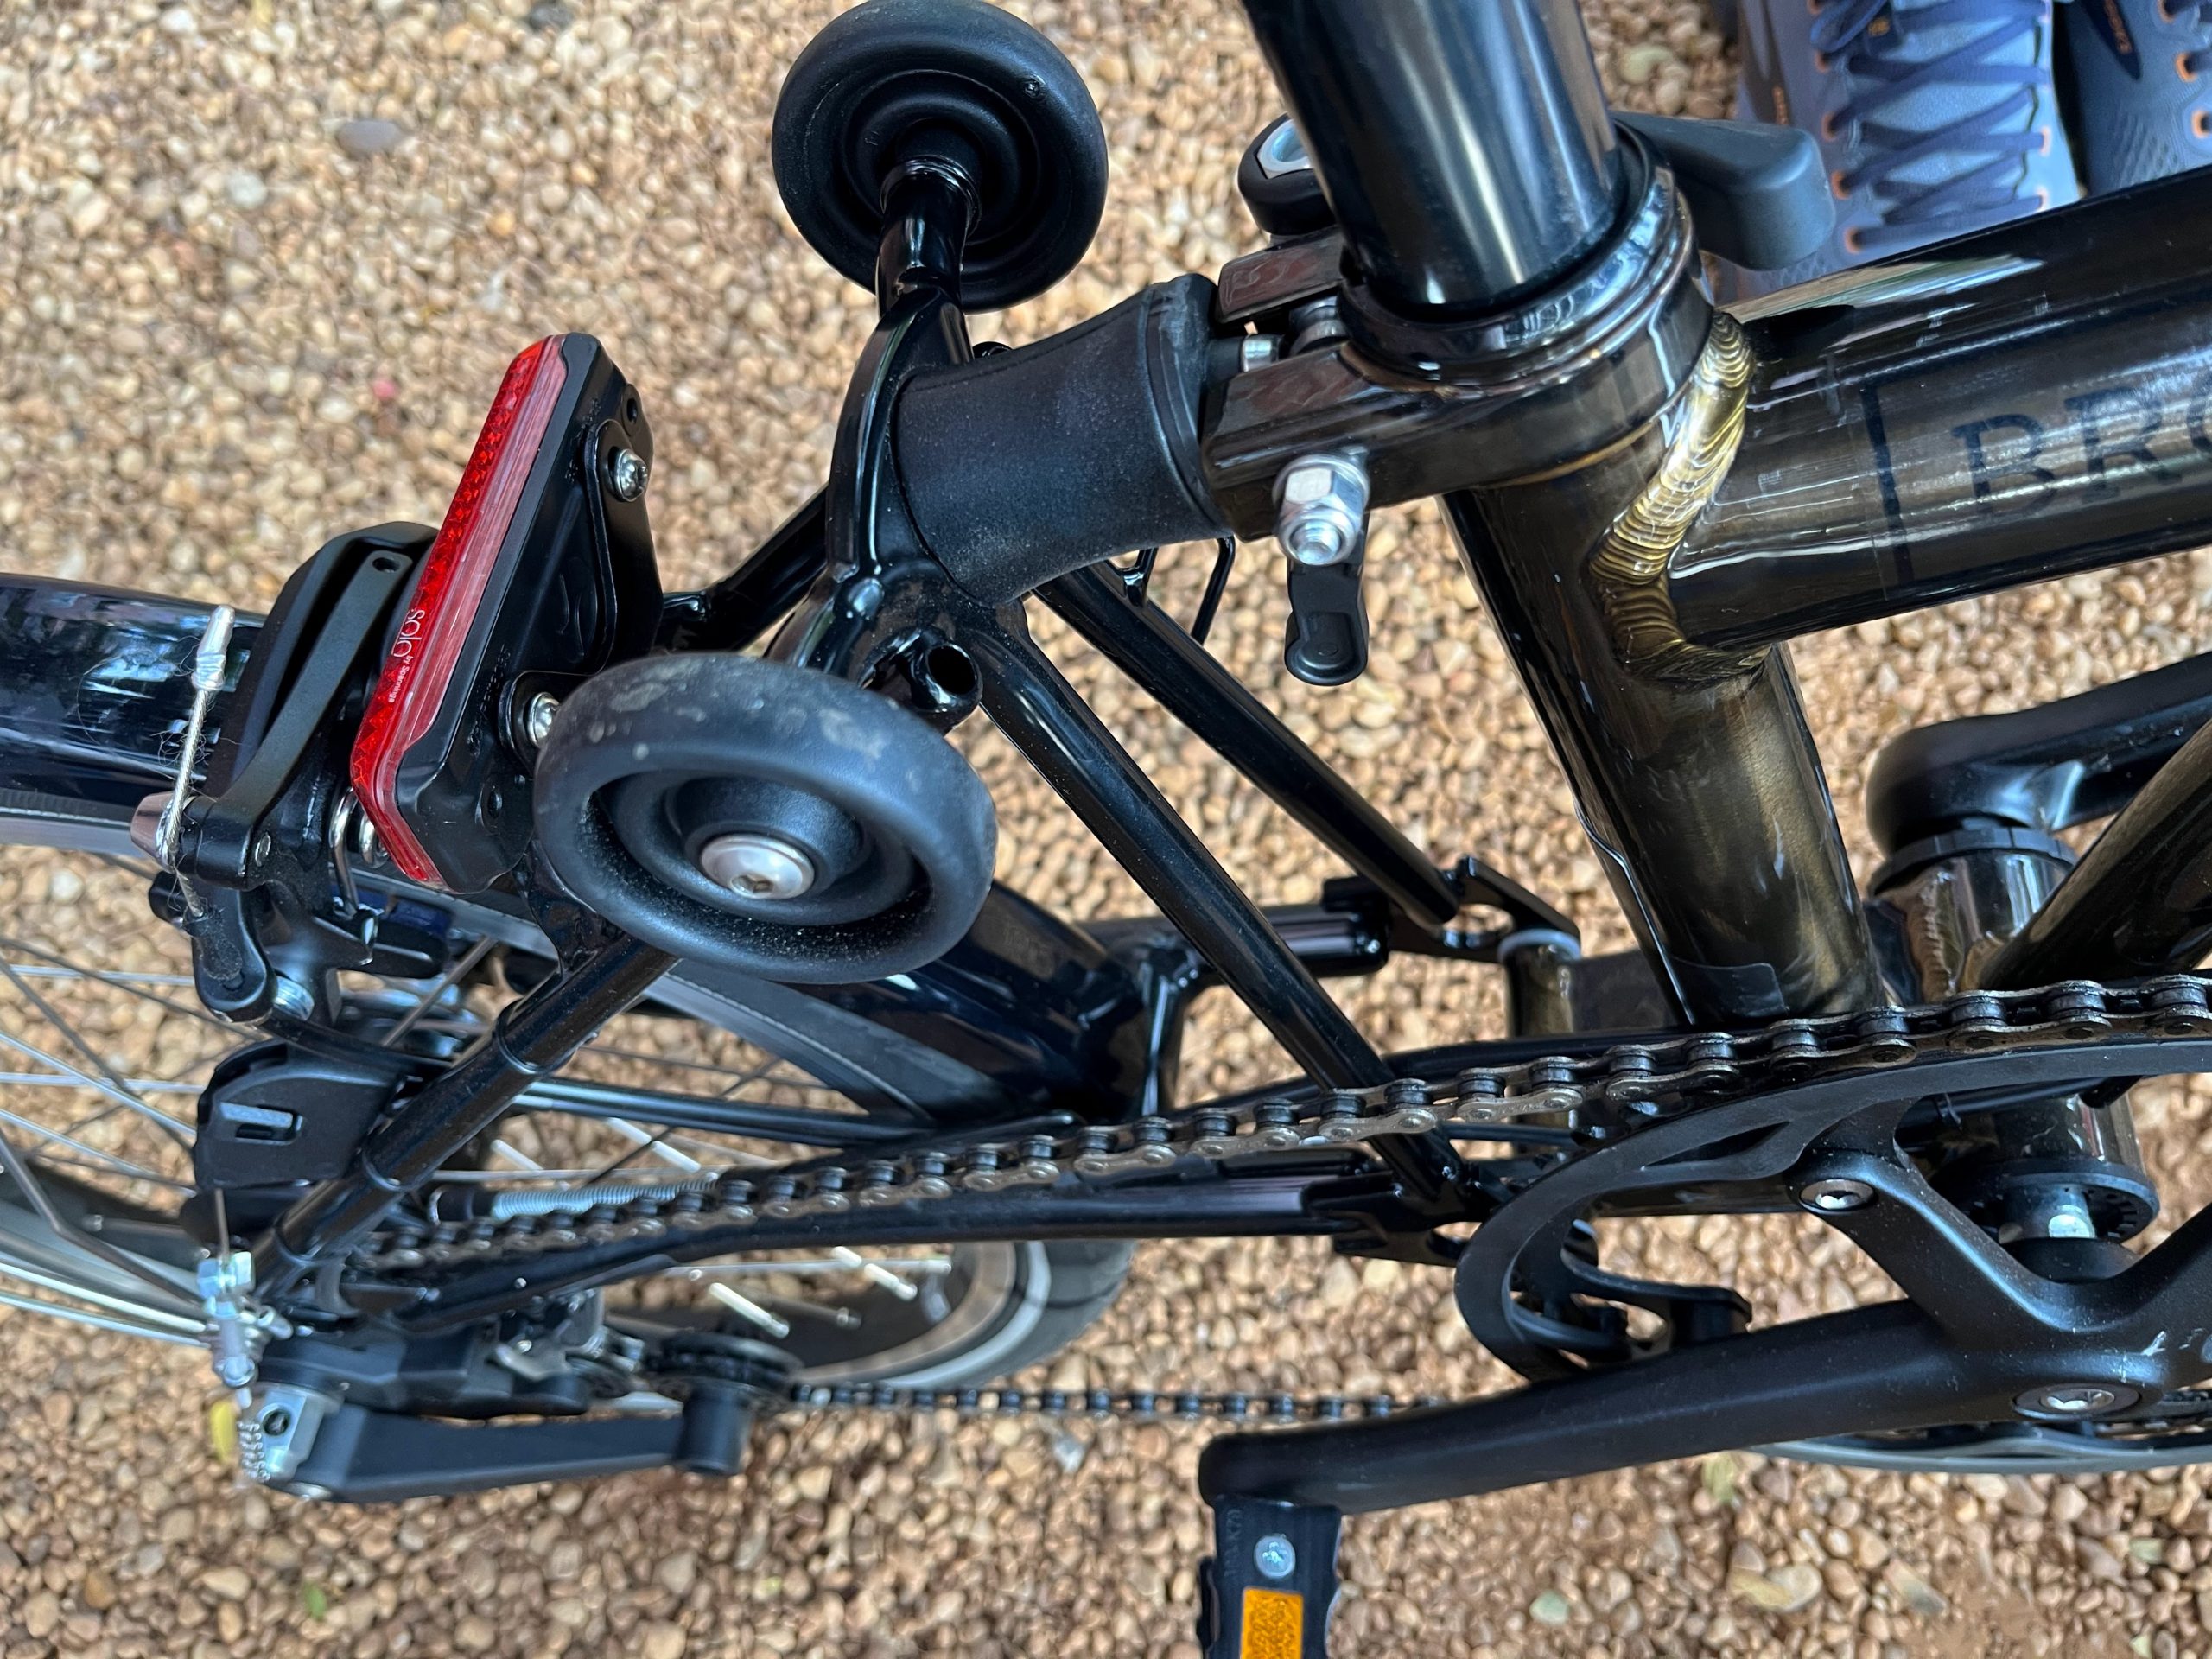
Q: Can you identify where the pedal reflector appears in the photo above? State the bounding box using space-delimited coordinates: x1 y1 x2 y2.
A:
1199 1497 1340 1659
1240 1588 1305 1658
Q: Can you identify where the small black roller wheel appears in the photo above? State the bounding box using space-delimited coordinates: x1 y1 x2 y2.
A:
771 0 1108 310
533 654 996 984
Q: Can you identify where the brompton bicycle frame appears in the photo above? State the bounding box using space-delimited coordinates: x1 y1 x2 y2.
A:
16 0 2212 1522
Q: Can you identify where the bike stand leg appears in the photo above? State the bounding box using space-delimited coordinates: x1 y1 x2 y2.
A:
1198 1496 1342 1657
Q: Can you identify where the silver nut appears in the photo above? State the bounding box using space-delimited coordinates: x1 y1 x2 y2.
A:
699 832 816 901
1797 1176 1874 1213
130 791 173 864
268 977 315 1020
1274 453 1368 569
1253 1534 1297 1580
524 691 561 748
607 447 649 502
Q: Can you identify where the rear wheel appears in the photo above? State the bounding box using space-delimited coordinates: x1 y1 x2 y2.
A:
0 810 1128 1393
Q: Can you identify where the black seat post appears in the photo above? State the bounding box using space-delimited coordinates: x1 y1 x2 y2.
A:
1236 0 1623 312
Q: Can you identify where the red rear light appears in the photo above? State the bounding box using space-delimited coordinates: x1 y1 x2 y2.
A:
351 336 570 885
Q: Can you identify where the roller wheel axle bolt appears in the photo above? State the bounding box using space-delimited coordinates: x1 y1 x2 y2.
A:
699 832 817 901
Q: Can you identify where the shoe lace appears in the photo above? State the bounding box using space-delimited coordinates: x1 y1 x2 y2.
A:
1815 0 2051 251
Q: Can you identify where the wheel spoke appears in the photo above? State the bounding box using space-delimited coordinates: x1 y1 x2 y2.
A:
3 963 194 988
604 1117 702 1171
0 1122 200 1311
660 1257 954 1279
0 932 228 1033
0 1073 198 1096
578 1042 826 1098
26 1152 194 1191
706 1281 791 1338
0 1101 177 1185
0 1252 204 1332
0 1026 194 1147
0 1287 203 1347
0 956 193 1147
379 936 495 1048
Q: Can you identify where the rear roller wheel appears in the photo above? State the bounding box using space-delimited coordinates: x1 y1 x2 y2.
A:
531 653 997 984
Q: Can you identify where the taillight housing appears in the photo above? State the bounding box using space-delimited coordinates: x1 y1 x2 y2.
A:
350 334 661 892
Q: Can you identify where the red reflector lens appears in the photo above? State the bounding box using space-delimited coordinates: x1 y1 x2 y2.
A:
351 335 569 886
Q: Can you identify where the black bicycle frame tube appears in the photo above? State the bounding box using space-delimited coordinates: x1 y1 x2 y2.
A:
1224 0 1881 1027
1237 0 1618 310
1198 1300 1998 1510
658 489 827 654
1984 711 2212 988
967 620 1391 1091
1038 565 1460 931
256 936 674 1290
1448 460 1882 1023
1667 168 2212 652
395 1169 1350 1333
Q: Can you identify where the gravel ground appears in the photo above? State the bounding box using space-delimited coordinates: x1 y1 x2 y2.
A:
3 1 2211 1656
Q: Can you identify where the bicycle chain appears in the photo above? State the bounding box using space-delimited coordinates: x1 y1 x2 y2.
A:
777 1379 1448 1425
353 973 2212 1287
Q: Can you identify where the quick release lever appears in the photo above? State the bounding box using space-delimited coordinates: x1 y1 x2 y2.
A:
1274 452 1370 687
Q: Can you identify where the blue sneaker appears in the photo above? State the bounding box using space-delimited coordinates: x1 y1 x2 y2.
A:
1728 0 2081 293
2064 0 2212 191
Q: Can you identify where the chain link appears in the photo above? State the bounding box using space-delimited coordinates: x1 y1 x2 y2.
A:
776 1381 1446 1423
352 974 2212 1281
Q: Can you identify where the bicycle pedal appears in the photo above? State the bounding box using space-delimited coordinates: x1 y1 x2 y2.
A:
1198 1496 1342 1658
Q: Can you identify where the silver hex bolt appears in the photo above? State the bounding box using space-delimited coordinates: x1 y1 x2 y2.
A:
607 446 650 502
1274 453 1368 568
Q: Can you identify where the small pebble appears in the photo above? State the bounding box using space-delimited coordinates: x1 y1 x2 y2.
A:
334 118 406 158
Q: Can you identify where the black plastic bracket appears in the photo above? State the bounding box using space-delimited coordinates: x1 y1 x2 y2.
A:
1615 111 1832 271
1283 553 1369 688
167 526 427 1023
1199 1497 1343 1659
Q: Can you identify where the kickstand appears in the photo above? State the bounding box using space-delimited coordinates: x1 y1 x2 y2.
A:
1198 1495 1343 1656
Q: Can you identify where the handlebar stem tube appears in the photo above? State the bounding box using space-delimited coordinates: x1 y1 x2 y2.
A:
1237 0 1619 312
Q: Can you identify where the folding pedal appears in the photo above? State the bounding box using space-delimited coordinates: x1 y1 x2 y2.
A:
1198 1496 1342 1658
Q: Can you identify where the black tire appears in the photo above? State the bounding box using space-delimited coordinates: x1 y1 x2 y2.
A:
978 1239 1135 1382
